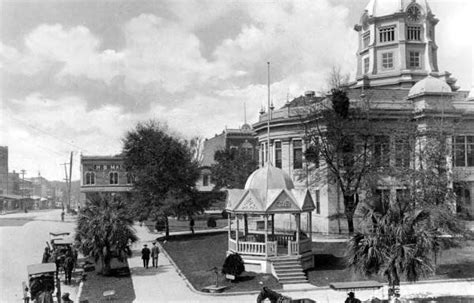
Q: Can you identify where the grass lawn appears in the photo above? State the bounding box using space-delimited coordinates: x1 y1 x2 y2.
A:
79 266 135 302
307 240 474 286
163 232 474 291
161 232 281 292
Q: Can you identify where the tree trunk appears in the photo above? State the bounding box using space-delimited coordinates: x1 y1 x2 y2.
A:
343 195 357 234
100 255 112 276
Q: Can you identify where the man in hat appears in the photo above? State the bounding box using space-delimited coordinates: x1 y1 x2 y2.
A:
345 291 361 303
141 244 151 268
151 242 160 268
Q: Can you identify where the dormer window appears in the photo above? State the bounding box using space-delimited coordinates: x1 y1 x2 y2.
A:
407 26 421 41
379 25 396 43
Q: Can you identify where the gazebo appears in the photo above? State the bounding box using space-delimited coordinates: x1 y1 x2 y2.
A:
225 164 315 279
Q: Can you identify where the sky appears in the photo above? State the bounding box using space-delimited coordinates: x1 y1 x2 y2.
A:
0 0 472 181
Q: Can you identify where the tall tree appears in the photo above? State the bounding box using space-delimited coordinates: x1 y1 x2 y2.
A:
122 120 202 236
75 193 137 276
304 88 375 233
211 148 258 190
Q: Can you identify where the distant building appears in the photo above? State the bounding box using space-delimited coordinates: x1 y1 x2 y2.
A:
198 124 257 192
79 154 133 206
0 146 8 194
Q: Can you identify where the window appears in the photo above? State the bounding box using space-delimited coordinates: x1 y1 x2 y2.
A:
260 143 267 166
315 190 320 214
275 141 282 168
382 52 393 69
203 174 209 186
126 173 133 184
409 51 421 68
396 189 410 209
453 136 474 167
395 138 411 168
407 26 421 41
85 172 95 185
362 31 370 48
363 57 370 74
293 140 303 169
379 25 396 43
373 136 390 167
374 189 390 214
109 172 119 185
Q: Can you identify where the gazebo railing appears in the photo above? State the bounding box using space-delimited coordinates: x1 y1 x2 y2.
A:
288 238 312 255
228 238 278 257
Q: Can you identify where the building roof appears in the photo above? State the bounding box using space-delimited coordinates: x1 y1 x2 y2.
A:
364 0 431 18
81 154 124 160
27 263 56 276
226 163 315 214
201 133 226 167
408 76 452 98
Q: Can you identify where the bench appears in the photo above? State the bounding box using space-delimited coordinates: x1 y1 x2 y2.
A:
329 281 383 291
103 290 116 300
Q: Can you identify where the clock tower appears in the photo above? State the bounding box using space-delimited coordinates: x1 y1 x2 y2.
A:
353 0 458 90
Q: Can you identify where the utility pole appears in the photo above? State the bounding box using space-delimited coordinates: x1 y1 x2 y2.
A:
61 163 68 212
20 169 26 212
68 152 73 212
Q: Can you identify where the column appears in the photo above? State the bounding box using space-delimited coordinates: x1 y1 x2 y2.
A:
271 214 275 236
228 214 231 240
264 215 268 257
296 214 300 244
309 212 312 241
235 215 240 249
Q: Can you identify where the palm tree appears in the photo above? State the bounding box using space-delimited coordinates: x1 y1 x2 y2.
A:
346 203 443 299
76 193 138 275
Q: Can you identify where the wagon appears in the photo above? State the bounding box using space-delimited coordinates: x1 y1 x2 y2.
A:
22 263 61 303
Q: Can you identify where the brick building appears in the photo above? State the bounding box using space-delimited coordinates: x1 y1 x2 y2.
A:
79 154 133 206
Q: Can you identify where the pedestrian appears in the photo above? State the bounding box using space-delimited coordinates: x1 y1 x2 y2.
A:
61 211 65 222
64 252 74 285
345 291 361 303
42 247 51 263
189 217 195 235
141 244 150 268
151 242 160 268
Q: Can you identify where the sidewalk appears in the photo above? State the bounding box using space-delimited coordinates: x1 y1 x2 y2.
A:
130 224 474 303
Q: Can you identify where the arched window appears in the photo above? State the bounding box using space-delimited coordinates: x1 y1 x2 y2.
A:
85 172 95 185
109 172 119 185
126 173 133 185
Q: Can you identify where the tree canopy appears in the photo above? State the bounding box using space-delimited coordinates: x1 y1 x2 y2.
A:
211 148 258 190
75 193 137 275
122 121 203 233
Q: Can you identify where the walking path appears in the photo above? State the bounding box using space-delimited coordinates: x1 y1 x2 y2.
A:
129 224 474 303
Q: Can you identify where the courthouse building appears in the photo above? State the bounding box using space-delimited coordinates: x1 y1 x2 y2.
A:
253 0 474 234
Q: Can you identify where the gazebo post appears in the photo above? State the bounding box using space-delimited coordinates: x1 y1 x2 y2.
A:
308 212 312 240
271 214 275 236
236 214 240 249
244 214 248 237
296 213 300 248
228 213 231 240
264 214 268 257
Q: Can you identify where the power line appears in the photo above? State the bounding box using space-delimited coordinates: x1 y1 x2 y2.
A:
7 114 88 152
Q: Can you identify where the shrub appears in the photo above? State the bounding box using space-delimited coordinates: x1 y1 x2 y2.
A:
207 217 217 228
222 253 245 278
155 217 166 231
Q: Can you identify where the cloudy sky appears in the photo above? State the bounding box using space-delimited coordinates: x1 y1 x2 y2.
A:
0 0 472 181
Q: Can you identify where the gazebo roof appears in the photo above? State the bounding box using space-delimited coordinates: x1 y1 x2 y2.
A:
225 164 315 214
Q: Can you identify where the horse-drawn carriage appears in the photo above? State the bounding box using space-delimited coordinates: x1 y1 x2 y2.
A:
22 263 61 303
